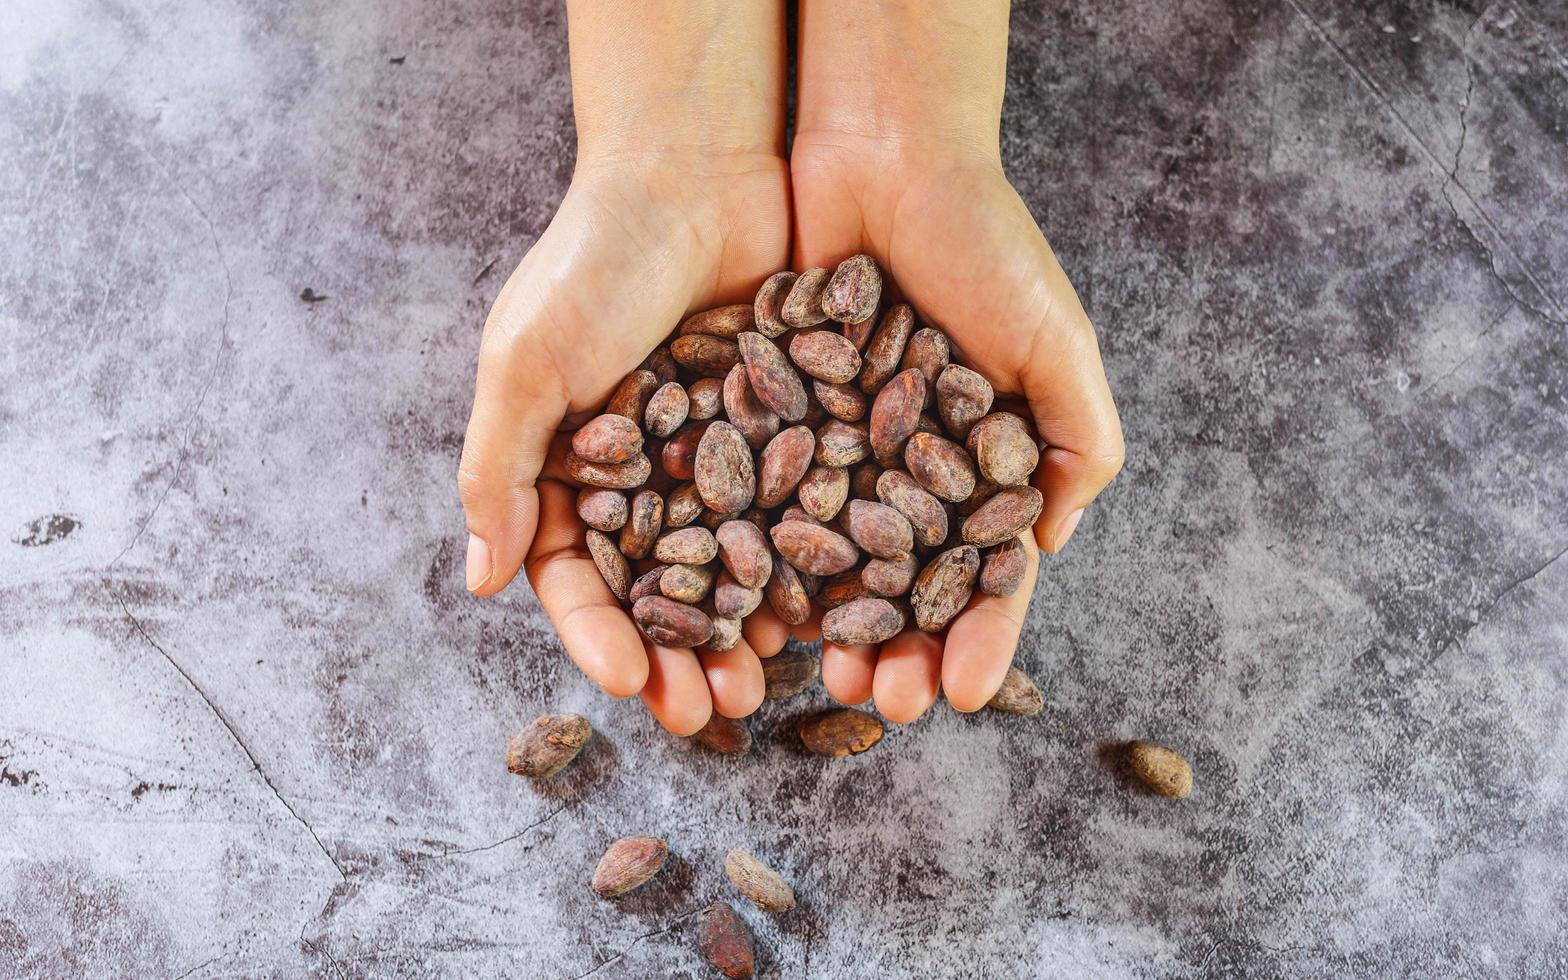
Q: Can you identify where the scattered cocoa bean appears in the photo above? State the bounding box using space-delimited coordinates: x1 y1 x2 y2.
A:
780 267 830 328
671 334 741 378
869 367 927 463
567 451 652 491
576 488 628 532
632 596 714 647
753 270 798 338
903 432 975 502
813 420 870 467
762 648 820 699
961 486 1044 547
591 836 668 898
739 332 808 422
979 537 1028 596
765 551 812 625
695 421 756 513
715 518 772 589
875 469 949 548
755 425 816 508
606 369 661 420
987 666 1043 715
821 597 905 645
618 489 664 560
714 570 764 618
844 499 914 561
843 315 875 351
789 329 862 383
817 569 871 610
910 544 979 632
687 376 724 420
899 327 950 394
662 422 709 481
643 381 689 438
771 520 860 576
679 304 754 339
822 253 882 323
660 563 715 603
799 708 884 757
936 364 994 440
725 849 796 913
506 713 592 778
641 346 678 384
572 413 644 464
586 530 631 603
629 564 668 602
722 363 781 450
699 902 755 979
862 552 918 597
693 713 753 755
1127 741 1194 799
653 526 718 565
813 380 866 422
665 481 706 529
797 465 849 521
859 303 915 395
967 412 1040 488
701 615 743 653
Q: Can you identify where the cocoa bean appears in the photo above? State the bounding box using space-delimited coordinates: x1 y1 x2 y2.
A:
700 902 755 979
695 421 756 513
935 364 994 440
714 569 764 618
607 369 661 420
755 425 816 508
966 411 1040 488
770 520 859 575
903 432 975 502
813 380 866 422
820 597 904 645
762 648 820 699
817 569 871 610
714 520 771 590
662 421 709 481
858 303 915 395
700 615 743 653
725 849 796 913
868 367 927 462
506 713 592 778
822 253 882 323
629 564 668 602
862 552 918 597
679 303 754 339
765 550 812 625
687 376 724 420
910 545 979 632
844 499 914 560
876 468 949 547
571 413 644 464
843 316 875 352
591 836 668 898
798 465 849 521
618 489 664 559
957 476 1003 517
632 596 714 647
813 419 870 467
899 327 950 395
753 270 798 338
643 382 689 438
566 451 652 490
693 714 752 755
722 363 781 450
641 347 678 384
671 334 741 378
1127 741 1194 799
789 329 862 383
576 488 628 532
799 708 884 756
585 530 631 602
979 537 1027 596
739 332 808 422
915 413 943 436
987 665 1043 715
781 503 823 527
660 563 715 603
961 486 1044 547
780 266 830 328
701 507 739 531
664 481 705 529
653 526 718 565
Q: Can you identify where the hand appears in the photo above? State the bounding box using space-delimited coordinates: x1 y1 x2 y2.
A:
789 132 1125 723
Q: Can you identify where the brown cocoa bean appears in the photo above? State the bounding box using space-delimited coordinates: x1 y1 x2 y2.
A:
653 526 718 565
765 550 812 625
585 529 631 602
660 563 715 603
771 520 859 576
739 332 808 422
820 597 905 645
693 714 752 755
567 451 652 490
695 421 756 513
591 836 668 898
789 330 862 383
506 713 592 778
858 303 915 394
715 519 772 589
957 476 1003 517
762 648 820 699
665 481 706 529
632 596 714 647
753 270 798 338
797 465 849 521
799 708 884 756
987 665 1044 715
571 413 644 464
671 334 741 377
713 569 764 618
813 419 870 467
781 503 822 526
629 564 668 602
700 615 743 653
1128 741 1194 799
814 380 866 422
979 537 1027 596
722 363 781 450
701 507 739 531
679 304 755 339
618 489 664 559
967 411 1040 487
876 469 949 547
607 369 662 420
700 902 755 979
755 425 816 508
641 347 678 384
780 267 830 328
910 545 980 632
862 553 918 597
725 849 796 913
915 413 944 436
687 376 724 420
662 421 709 482
822 253 882 323
899 327 950 395
844 499 914 561
576 488 628 532
817 569 871 610
843 316 875 352
935 364 994 440
961 486 1044 547
643 382 689 438
903 432 975 502
868 367 927 462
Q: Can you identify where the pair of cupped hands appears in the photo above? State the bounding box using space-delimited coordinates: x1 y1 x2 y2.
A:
458 126 1124 735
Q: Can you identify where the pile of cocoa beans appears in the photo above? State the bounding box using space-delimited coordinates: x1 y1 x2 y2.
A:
571 254 1043 652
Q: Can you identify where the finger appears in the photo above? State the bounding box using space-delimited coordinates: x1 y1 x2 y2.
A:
792 606 823 644
872 630 943 723
821 643 877 706
640 644 714 737
698 640 766 718
741 605 792 658
523 481 649 698
941 533 1041 711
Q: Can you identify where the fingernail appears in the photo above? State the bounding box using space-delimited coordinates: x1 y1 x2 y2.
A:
1052 509 1085 553
465 533 492 592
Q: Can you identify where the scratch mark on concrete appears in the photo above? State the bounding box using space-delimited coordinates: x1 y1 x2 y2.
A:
431 802 571 858
1418 539 1568 674
564 908 702 980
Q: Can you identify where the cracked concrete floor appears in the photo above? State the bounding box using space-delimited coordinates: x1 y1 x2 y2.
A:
4 1 1567 977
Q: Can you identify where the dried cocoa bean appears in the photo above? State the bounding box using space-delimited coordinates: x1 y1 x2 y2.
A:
661 421 709 481
700 615 743 653
725 849 796 913
660 563 715 603
693 714 752 755
632 596 714 647
576 488 628 532
653 525 718 565
679 303 755 339
715 518 772 589
629 564 668 602
722 363 781 450
739 332 808 422
822 253 882 323
961 486 1044 547
506 713 592 778
899 327 950 395
935 364 994 440
843 499 914 561
671 334 741 377
862 552 918 597
700 902 755 979
799 708 884 756
781 503 823 526
1127 741 1194 799
915 413 943 436
850 461 883 500
798 465 849 521
753 270 798 338
714 570 764 618
765 550 812 625
817 569 871 610
592 836 668 898
755 425 816 508
618 489 664 559
910 545 979 631
876 468 950 547
903 432 975 502
820 596 904 645
770 520 859 576
967 411 1040 488
789 330 862 383
859 303 915 395
695 421 756 513
643 382 689 438
957 476 1003 517
571 413 644 464
814 420 870 467
813 380 866 422
843 316 875 352
641 347 678 384
585 530 631 602
606 369 661 420
987 665 1043 715
780 266 830 328
979 537 1027 596
762 648 820 698
566 451 652 490
687 376 724 420
664 481 705 529
869 367 927 462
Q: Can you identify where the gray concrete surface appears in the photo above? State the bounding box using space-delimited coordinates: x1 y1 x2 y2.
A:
4 0 1567 976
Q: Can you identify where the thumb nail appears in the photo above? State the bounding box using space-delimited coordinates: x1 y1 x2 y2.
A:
465 533 493 592
1052 509 1085 553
